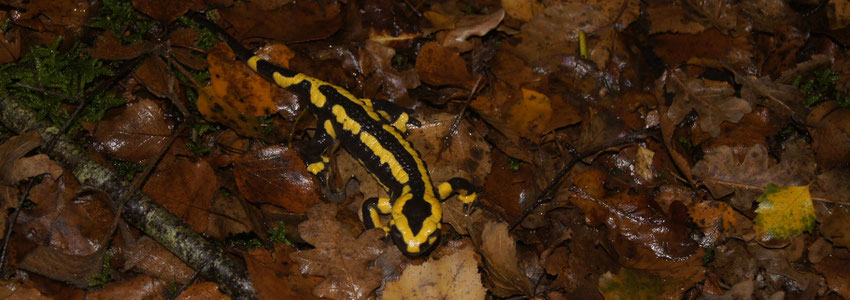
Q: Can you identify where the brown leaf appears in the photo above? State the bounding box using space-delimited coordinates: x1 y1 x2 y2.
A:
245 244 326 300
653 30 752 71
170 28 207 70
176 282 229 300
820 207 850 248
511 3 608 69
85 275 166 300
382 245 486 300
17 174 114 256
233 146 321 213
501 0 544 21
219 1 342 43
360 41 419 102
131 0 192 22
290 203 386 300
19 247 104 287
808 106 850 167
814 254 850 298
124 237 195 284
692 139 816 210
647 5 706 34
0 27 21 64
133 56 177 100
86 32 150 60
480 150 535 224
474 221 534 297
415 42 473 88
142 152 216 234
438 9 504 53
665 69 751 137
3 284 51 300
197 43 290 139
87 99 170 164
0 131 62 185
810 168 850 203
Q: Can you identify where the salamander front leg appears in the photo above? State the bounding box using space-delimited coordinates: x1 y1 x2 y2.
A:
438 177 479 212
302 119 336 177
361 197 393 234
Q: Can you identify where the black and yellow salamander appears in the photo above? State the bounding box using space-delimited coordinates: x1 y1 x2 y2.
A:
192 15 478 256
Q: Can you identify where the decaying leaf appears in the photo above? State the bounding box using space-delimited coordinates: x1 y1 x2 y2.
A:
123 237 194 284
0 131 62 185
290 203 386 300
512 3 609 69
820 206 850 248
85 99 171 164
647 5 706 34
85 32 150 60
665 69 751 137
85 275 166 299
754 185 816 241
246 244 323 300
599 268 692 300
382 245 486 300
692 139 816 210
415 42 474 88
233 146 321 213
176 282 228 300
501 0 544 21
438 9 504 53
142 149 216 234
219 0 342 43
474 221 534 297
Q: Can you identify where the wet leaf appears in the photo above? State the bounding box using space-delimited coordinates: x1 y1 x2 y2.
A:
754 185 816 240
142 150 216 234
665 69 751 137
0 131 62 185
415 42 473 88
133 56 177 100
219 1 342 43
245 244 322 300
131 0 192 23
233 145 321 214
382 245 486 300
814 254 850 298
85 32 150 60
808 106 850 167
647 5 706 34
176 282 228 300
197 43 290 139
19 247 104 288
86 99 171 164
124 237 194 284
290 203 386 300
85 275 166 300
599 268 690 300
475 221 533 297
439 9 504 53
0 27 21 64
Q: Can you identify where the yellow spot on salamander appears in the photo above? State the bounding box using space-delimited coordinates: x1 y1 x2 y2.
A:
359 132 408 184
331 105 362 134
438 182 453 199
307 162 325 174
378 197 393 214
393 113 409 133
369 208 389 235
458 193 477 204
247 56 261 71
324 120 336 138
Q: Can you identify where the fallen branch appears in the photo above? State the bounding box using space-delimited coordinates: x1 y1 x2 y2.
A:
0 97 258 300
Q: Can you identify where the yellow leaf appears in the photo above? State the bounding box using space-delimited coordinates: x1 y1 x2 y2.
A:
382 246 486 300
507 88 551 137
754 185 816 239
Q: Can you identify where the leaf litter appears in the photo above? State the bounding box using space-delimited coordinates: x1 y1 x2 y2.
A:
1 0 850 299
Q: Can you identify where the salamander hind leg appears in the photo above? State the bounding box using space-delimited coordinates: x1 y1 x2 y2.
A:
361 197 393 234
437 177 479 212
302 119 336 176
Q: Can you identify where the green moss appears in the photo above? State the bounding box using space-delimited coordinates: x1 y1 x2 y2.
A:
793 68 850 108
0 38 125 129
89 252 112 287
269 221 293 246
109 157 145 181
178 15 219 50
90 0 156 44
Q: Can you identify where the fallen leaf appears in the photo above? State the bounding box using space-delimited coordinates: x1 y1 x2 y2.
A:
131 0 191 23
665 69 751 137
86 99 171 164
474 221 534 297
19 247 104 288
438 9 504 53
0 27 21 64
219 1 342 43
599 268 692 300
819 206 850 248
512 3 608 69
245 244 322 300
808 106 850 167
0 131 62 185
828 0 850 30
233 146 321 213
133 56 177 100
382 245 486 300
85 32 150 60
647 5 706 34
290 203 386 300
415 42 473 88
124 237 195 284
142 150 216 234
814 254 850 298
176 282 229 300
360 41 420 102
810 168 850 204
85 275 166 300
692 139 816 210
501 0 544 21
753 185 816 241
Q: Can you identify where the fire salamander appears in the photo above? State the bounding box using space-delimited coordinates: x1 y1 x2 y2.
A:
193 15 478 256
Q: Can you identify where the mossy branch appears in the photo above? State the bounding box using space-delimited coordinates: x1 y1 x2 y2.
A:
0 96 258 300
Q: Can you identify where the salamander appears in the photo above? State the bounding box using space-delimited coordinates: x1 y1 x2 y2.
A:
193 15 477 256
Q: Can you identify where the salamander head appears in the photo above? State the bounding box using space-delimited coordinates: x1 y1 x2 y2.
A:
389 193 442 256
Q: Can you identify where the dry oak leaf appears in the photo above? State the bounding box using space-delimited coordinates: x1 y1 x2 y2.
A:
85 99 170 164
665 69 751 137
290 203 387 300
692 139 816 210
381 245 486 300
438 9 505 53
